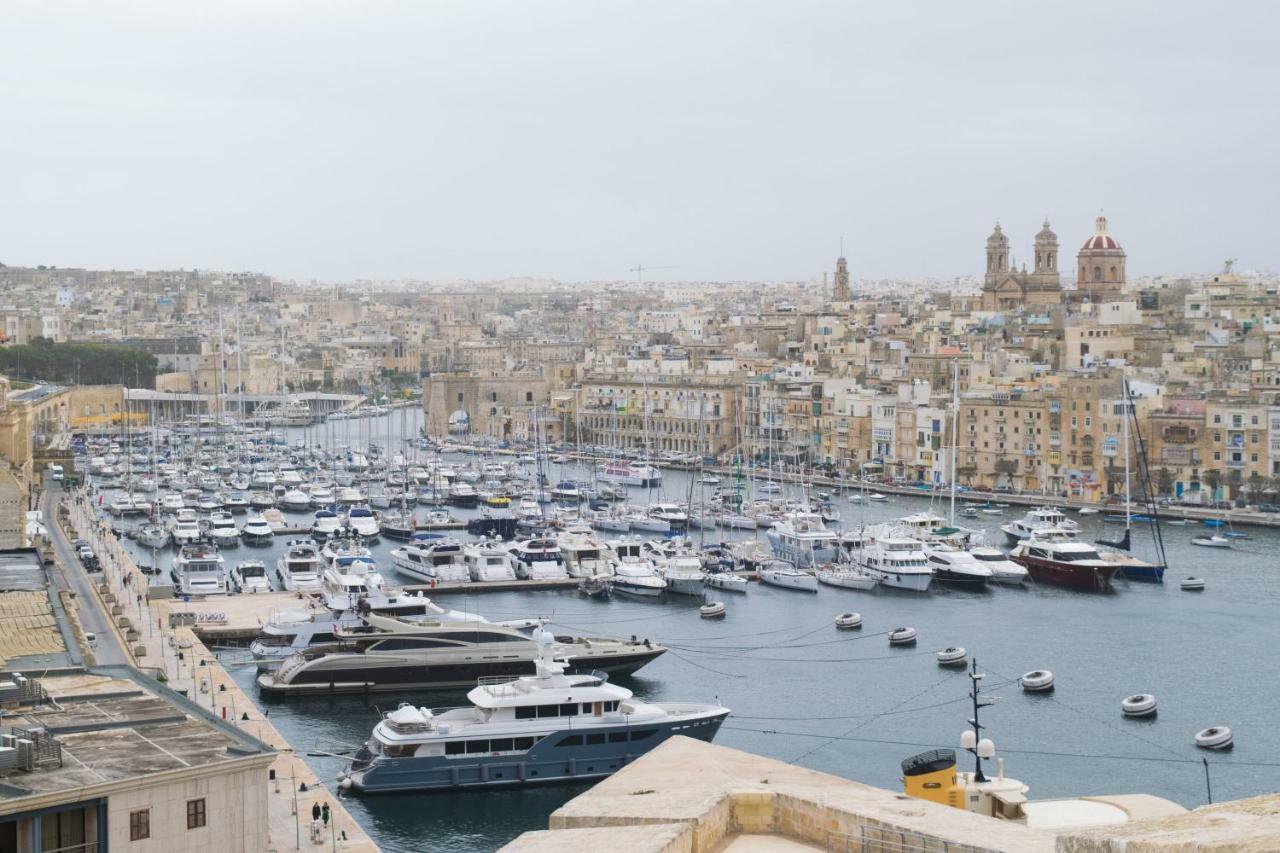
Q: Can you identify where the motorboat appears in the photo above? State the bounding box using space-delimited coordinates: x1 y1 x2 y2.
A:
262 508 287 531
242 514 275 545
321 556 390 611
509 537 569 580
280 489 312 512
169 508 203 546
1191 534 1231 549
308 486 335 508
1008 531 1119 592
647 502 689 529
967 544 1028 584
257 614 667 695
207 511 241 548
765 511 839 567
596 460 661 487
577 574 612 600
703 570 749 593
171 543 228 595
160 491 185 512
224 491 251 513
390 535 471 584
321 536 372 563
339 640 725 792
608 537 668 597
758 560 818 592
249 490 276 510
276 540 324 592
464 539 519 582
557 526 614 578
310 509 344 540
924 544 992 587
136 522 170 550
346 506 381 541
448 482 479 508
379 509 416 541
232 559 271 593
1001 506 1079 545
857 532 933 592
642 540 704 596
108 494 151 517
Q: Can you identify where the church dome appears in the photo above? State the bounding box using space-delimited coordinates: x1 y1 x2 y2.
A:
987 223 1009 246
1035 219 1057 243
1080 215 1122 251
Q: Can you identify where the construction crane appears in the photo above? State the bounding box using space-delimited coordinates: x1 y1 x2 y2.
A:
630 264 678 284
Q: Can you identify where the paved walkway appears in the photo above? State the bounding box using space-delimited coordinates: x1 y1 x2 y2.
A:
56 486 379 852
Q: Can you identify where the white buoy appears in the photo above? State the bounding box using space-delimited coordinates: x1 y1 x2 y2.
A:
1180 577 1205 591
888 626 917 646
1020 670 1055 692
699 601 726 619
1121 693 1158 717
1195 726 1233 750
835 612 862 630
936 646 967 667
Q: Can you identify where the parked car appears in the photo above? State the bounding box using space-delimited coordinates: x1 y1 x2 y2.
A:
1259 503 1279 513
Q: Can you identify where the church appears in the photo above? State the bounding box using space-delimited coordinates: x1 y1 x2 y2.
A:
980 216 1127 311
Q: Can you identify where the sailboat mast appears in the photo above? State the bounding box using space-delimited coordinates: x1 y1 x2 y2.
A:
1123 378 1131 532
949 360 959 526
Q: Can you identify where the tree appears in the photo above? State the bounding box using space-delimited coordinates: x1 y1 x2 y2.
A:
1226 467 1244 500
1156 467 1175 498
1203 469 1223 500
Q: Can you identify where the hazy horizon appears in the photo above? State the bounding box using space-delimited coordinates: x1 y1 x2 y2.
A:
4 1 1278 283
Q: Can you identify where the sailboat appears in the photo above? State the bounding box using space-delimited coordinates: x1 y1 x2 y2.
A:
1095 379 1165 581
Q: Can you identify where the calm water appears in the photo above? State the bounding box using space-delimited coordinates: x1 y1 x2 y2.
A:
104 412 1280 853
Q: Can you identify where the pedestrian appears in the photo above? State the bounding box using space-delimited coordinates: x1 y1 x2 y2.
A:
311 802 321 822
310 817 323 843
321 802 330 828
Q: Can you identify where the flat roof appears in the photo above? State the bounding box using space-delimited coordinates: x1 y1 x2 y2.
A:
0 669 272 803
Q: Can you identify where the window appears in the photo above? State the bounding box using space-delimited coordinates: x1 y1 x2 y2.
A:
608 732 628 743
630 729 658 741
516 706 537 720
465 740 489 754
586 733 606 745
446 740 465 755
525 391 533 402
557 735 584 747
187 798 206 830
130 809 150 841
489 738 514 752
514 737 537 750
559 703 578 717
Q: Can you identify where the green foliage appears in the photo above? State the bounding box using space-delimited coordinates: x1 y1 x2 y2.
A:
0 342 159 388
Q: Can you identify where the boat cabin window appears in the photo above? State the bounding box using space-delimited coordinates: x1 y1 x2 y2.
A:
629 729 658 741
445 736 540 756
585 733 605 745
371 638 461 651
556 735 583 747
382 744 416 758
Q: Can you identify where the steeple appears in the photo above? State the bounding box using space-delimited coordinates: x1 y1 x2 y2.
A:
833 249 850 302
984 223 1009 286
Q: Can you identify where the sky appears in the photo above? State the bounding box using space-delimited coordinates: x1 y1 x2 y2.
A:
3 1 1279 283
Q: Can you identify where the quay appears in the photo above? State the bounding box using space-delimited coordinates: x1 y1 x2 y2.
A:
49 485 380 852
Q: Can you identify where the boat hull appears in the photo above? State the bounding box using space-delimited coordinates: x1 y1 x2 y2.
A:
1011 554 1118 593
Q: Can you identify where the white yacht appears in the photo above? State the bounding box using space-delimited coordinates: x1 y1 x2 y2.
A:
464 540 519 582
321 556 389 611
968 543 1029 584
1001 506 1079 545
108 494 152 517
858 533 933 592
758 560 818 592
280 489 312 512
340 643 728 793
169 508 203 546
509 537 570 580
815 561 878 591
556 526 614 578
390 535 471 584
242 514 275 545
642 540 705 596
310 509 344 540
346 506 381 541
160 491 185 512
136 522 170 550
765 511 839 567
171 543 228 595
309 486 335 508
608 537 667 597
207 511 241 548
232 559 271 593
597 460 662 487
276 540 324 592
924 544 992 587
647 502 688 529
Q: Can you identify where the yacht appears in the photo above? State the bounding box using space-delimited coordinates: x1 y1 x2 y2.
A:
509 537 570 580
390 535 471 584
647 502 689 529
464 540 519 582
171 543 228 595
448 481 479 508
765 511 839 567
242 514 275 545
249 490 276 510
379 509 416 541
249 599 541 671
642 540 705 596
924 544 992 587
257 614 667 695
340 645 728 793
159 491 185 512
321 556 390 612
967 544 1029 584
1008 532 1119 593
1001 507 1080 545
608 537 667 597
346 506 381 541
815 561 878 591
321 536 372 563
858 534 933 592
759 560 819 592
276 540 324 592
232 559 271 593
280 489 312 512
310 509 344 540
108 494 152 517
557 526 614 579
136 522 170 550
308 486 335 508
262 508 287 531
224 491 251 513
597 460 661 487
207 511 241 548
169 508 203 546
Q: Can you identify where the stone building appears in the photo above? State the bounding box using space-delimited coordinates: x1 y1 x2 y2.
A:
980 220 1063 311
1076 215 1127 301
423 370 552 439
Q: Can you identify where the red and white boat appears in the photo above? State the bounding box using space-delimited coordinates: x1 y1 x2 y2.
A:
1008 531 1118 593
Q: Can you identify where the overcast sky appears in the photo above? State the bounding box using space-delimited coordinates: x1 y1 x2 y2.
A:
4 1 1278 283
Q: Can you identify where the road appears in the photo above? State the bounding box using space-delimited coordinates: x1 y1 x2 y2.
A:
42 483 132 666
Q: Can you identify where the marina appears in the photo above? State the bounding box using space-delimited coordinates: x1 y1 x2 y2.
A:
68 409 1280 851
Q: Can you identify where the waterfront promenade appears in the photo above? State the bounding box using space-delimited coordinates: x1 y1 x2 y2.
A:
50 485 378 853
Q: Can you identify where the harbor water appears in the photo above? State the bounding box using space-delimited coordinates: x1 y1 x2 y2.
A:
99 411 1280 853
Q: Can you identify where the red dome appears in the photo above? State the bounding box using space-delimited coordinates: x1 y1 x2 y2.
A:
1080 233 1121 251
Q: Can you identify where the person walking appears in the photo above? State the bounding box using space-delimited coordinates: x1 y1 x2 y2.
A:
321 802 331 829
